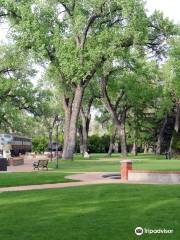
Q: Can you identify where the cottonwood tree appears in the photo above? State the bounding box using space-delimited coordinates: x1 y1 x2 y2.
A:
168 38 180 133
78 81 101 155
0 44 51 133
154 91 173 154
98 10 175 155
162 37 180 154
1 0 156 159
100 57 160 155
96 109 118 156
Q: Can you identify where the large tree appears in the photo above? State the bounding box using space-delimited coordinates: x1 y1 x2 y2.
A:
100 57 160 155
0 44 51 133
163 37 180 154
1 0 156 159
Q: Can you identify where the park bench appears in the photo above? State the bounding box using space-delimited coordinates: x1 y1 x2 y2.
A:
33 159 49 171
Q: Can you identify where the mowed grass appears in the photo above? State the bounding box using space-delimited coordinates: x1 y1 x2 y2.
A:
49 153 180 172
0 184 180 240
1 154 180 188
0 172 74 187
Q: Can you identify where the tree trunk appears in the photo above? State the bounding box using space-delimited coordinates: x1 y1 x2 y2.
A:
62 85 84 159
175 102 180 133
79 98 93 155
131 129 138 156
108 125 117 156
131 142 137 156
117 115 127 156
99 75 128 155
156 136 161 155
156 115 168 155
81 111 88 154
78 112 91 155
62 108 71 158
169 102 180 154
144 143 148 154
78 126 84 154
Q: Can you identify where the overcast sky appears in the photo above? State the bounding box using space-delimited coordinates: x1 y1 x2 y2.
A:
146 0 180 23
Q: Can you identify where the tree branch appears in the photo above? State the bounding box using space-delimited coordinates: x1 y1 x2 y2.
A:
81 14 100 49
80 1 109 50
114 90 125 111
0 8 22 20
0 68 17 75
58 1 73 17
100 74 120 125
81 57 106 87
87 97 94 115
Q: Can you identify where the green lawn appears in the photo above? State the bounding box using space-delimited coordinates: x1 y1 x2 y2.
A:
0 172 74 187
0 184 179 240
0 154 180 187
49 153 180 172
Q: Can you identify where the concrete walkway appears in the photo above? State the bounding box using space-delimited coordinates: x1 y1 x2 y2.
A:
8 158 35 172
0 171 170 193
0 172 125 193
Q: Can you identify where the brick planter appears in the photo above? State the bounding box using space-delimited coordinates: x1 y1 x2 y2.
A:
8 157 24 166
120 160 133 180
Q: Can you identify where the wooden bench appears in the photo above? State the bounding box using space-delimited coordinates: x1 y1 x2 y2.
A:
33 159 49 171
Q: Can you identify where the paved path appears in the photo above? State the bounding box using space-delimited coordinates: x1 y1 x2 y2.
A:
0 172 169 193
0 172 125 193
8 158 35 172
0 171 168 193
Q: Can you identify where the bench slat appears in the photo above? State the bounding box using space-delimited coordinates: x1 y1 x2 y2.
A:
33 159 49 170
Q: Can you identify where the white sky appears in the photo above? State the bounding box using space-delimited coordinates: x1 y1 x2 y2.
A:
146 0 180 23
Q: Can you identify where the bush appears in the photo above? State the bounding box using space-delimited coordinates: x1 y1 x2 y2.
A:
76 135 110 153
88 135 110 153
32 136 49 153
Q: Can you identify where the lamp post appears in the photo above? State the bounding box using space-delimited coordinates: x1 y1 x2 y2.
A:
55 115 61 169
49 127 53 162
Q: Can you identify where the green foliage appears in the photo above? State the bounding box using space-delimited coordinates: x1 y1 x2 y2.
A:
0 0 178 155
76 134 110 153
172 131 180 151
87 135 110 153
167 37 180 97
32 136 49 153
0 44 52 134
1 0 152 89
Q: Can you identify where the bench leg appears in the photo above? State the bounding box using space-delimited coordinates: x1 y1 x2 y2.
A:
42 167 48 171
33 166 39 171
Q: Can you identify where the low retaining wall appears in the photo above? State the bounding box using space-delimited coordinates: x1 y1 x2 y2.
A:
128 170 180 184
8 157 24 166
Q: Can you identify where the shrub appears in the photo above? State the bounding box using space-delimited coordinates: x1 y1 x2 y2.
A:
32 136 49 153
76 135 110 153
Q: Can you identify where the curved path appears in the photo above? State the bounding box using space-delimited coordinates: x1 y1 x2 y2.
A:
0 171 173 193
0 172 124 193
